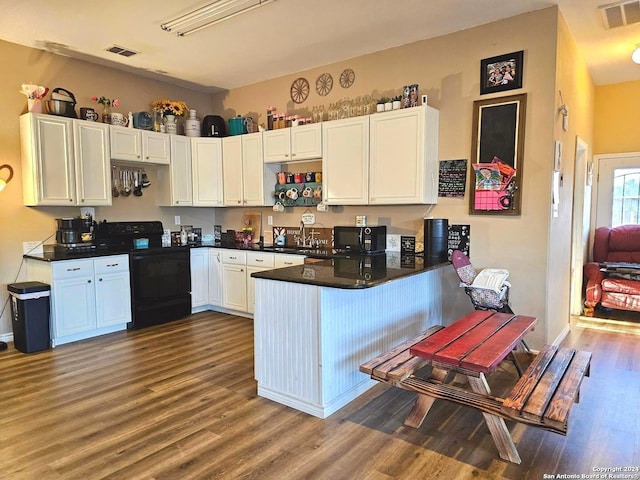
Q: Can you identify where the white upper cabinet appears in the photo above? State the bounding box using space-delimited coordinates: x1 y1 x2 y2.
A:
20 114 111 206
73 121 111 206
157 135 193 206
223 132 272 206
322 116 370 205
191 137 224 206
368 106 439 204
263 123 322 163
110 126 170 164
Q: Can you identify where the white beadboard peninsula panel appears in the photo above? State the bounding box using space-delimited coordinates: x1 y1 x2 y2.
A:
254 267 445 418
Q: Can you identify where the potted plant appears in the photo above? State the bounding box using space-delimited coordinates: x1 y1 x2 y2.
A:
392 96 402 110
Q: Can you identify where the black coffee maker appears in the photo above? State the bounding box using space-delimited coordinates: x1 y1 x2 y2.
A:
55 217 83 245
55 216 95 253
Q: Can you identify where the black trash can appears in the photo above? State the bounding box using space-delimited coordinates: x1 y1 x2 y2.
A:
8 281 51 353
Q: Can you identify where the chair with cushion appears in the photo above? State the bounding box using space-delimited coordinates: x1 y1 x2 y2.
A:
451 250 513 314
584 224 640 316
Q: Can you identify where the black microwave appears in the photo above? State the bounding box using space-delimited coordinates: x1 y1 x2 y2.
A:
333 226 386 253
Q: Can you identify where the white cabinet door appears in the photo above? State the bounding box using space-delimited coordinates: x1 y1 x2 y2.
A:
191 137 224 206
291 123 322 161
190 249 209 309
263 129 291 163
110 126 142 162
20 113 76 206
158 135 192 206
73 120 111 206
52 275 96 338
95 271 131 328
369 106 439 204
242 132 267 206
247 252 275 314
222 264 247 311
208 249 223 306
142 131 170 164
94 255 130 328
322 117 369 205
222 136 244 206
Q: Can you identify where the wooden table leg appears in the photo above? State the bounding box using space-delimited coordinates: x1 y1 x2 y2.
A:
404 367 455 428
467 373 522 464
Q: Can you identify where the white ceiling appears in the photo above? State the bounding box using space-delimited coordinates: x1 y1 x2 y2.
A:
1 0 639 92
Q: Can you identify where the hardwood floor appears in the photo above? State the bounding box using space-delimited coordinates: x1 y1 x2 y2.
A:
1 312 638 479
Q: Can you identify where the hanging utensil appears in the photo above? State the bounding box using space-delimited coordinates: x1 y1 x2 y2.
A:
133 170 143 196
141 169 151 188
122 169 132 197
112 165 119 197
119 168 127 196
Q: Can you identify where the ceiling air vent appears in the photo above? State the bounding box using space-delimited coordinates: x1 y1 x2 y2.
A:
600 0 640 29
105 45 139 57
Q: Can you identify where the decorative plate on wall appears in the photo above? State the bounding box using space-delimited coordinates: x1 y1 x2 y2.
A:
290 77 310 104
339 68 355 88
315 73 333 96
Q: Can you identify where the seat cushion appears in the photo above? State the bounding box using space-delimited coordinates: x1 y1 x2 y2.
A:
601 277 640 295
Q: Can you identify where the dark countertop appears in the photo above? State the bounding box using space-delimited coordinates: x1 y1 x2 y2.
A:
251 253 449 289
23 243 345 262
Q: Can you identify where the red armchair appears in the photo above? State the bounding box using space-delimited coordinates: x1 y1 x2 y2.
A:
584 225 640 316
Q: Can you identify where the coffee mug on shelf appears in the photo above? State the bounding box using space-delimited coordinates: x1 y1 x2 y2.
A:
80 107 99 121
305 172 315 182
111 112 128 127
277 172 287 185
294 173 304 183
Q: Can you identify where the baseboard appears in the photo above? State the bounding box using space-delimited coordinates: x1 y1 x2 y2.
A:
551 323 571 346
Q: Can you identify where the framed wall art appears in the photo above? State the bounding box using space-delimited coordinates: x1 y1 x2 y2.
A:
480 50 523 95
469 93 527 216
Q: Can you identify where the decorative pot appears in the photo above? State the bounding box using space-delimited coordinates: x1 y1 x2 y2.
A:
164 114 177 134
376 103 385 113
392 100 401 110
27 99 43 113
384 102 393 111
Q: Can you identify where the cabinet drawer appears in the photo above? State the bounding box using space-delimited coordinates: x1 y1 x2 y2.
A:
52 259 95 280
274 254 305 268
94 255 129 275
247 252 274 268
222 250 247 265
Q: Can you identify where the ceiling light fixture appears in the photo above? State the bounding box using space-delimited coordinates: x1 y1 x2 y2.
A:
0 164 14 192
633 46 640 64
161 0 275 37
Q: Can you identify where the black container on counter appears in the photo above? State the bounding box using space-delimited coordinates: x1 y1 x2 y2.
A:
424 218 449 262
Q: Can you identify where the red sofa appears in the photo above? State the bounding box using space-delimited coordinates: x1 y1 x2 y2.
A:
584 225 640 316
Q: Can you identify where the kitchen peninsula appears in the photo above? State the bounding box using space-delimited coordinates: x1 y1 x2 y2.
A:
252 253 451 418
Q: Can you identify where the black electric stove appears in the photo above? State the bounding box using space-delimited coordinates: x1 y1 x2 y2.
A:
94 221 191 329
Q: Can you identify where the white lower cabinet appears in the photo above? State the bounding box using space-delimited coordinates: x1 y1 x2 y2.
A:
247 252 275 314
221 250 247 311
190 249 209 309
188 248 305 316
26 255 130 347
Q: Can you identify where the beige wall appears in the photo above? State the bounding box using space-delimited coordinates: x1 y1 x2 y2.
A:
0 41 217 336
593 80 640 155
546 12 595 344
215 7 569 346
0 6 595 349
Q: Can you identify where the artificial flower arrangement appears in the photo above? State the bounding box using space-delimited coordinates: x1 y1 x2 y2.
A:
20 83 49 101
151 99 188 117
92 96 119 107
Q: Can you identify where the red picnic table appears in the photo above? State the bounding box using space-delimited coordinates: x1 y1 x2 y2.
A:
407 310 537 464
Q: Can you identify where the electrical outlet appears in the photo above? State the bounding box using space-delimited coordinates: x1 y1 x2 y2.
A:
174 215 181 225
267 215 273 226
23 241 43 255
386 234 401 252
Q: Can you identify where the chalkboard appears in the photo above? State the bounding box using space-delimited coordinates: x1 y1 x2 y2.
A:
439 159 467 198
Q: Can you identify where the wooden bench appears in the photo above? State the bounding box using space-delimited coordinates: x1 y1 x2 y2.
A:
360 329 592 461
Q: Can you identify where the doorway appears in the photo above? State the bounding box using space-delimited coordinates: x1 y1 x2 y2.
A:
569 137 590 316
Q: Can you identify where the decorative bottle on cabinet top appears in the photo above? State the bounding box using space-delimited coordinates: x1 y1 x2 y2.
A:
184 109 201 137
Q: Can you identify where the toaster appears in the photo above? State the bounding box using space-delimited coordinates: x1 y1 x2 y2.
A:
201 115 227 137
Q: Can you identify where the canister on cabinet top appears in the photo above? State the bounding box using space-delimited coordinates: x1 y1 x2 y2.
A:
355 215 366 227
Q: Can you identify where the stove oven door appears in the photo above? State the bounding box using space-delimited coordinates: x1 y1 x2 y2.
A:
129 249 191 328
